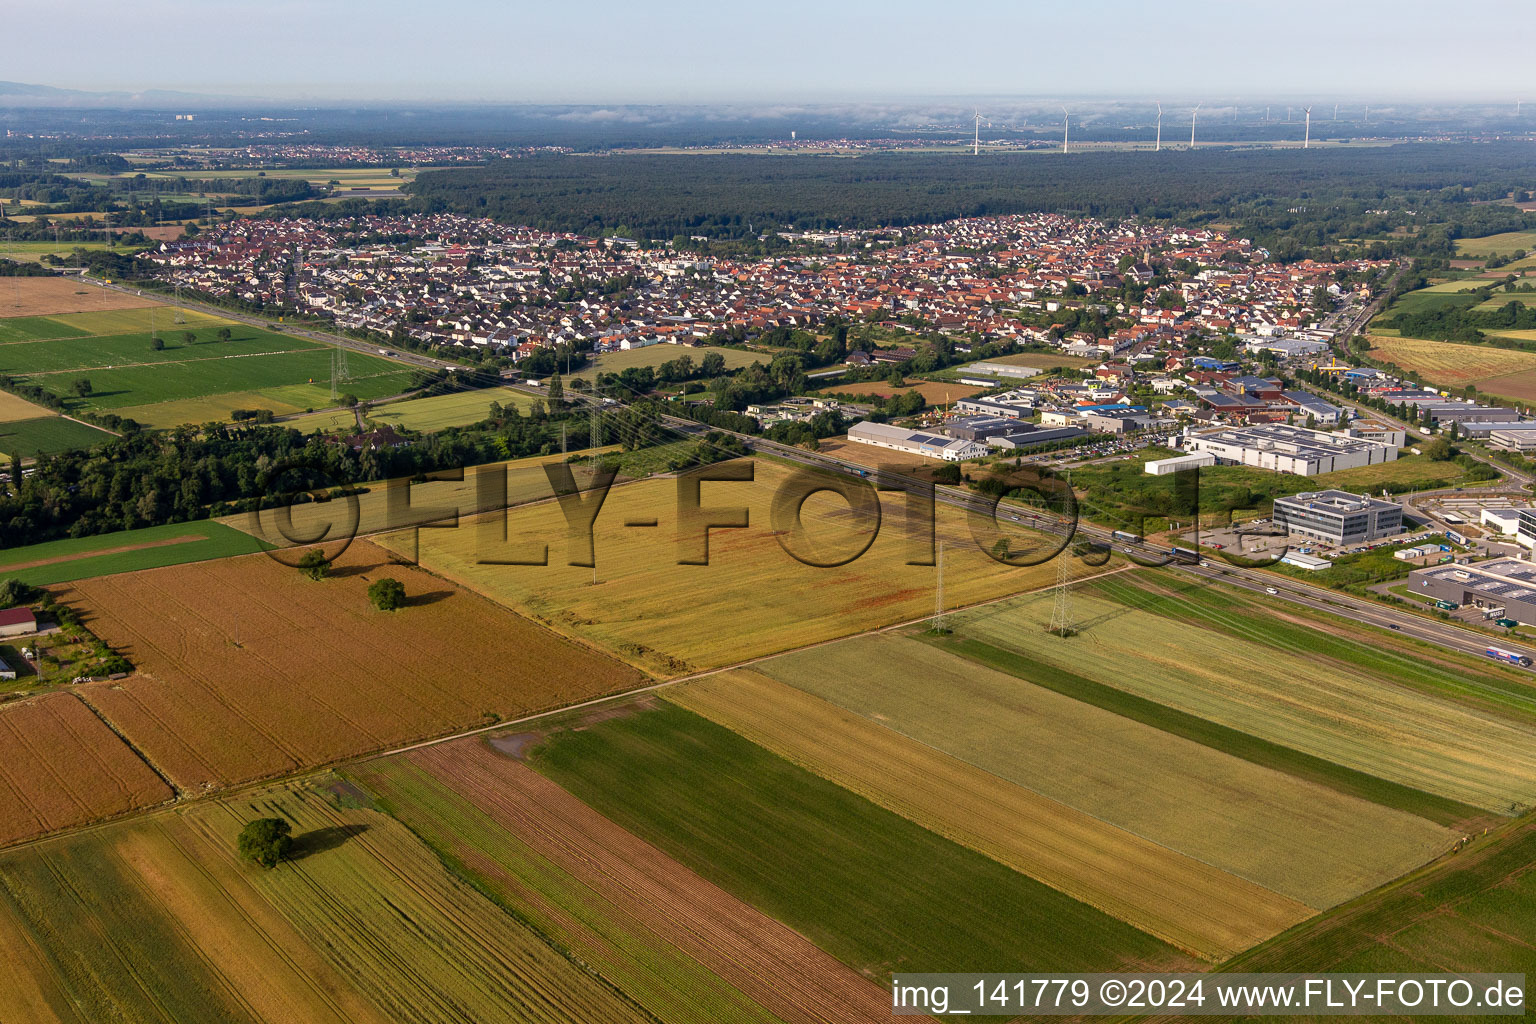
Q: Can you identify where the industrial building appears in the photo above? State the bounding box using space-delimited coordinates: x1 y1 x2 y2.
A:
1272 490 1404 546
1408 558 1536 624
846 421 989 461
941 415 1029 441
1144 452 1216 476
1490 429 1536 453
1347 420 1407 447
963 361 1042 380
1181 423 1398 476
1455 421 1536 441
985 424 1087 450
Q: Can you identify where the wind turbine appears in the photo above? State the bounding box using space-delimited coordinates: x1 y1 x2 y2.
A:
1333 102 1339 121
1061 107 1070 153
972 110 989 156
1189 103 1201 149
1303 106 1312 149
1154 101 1162 152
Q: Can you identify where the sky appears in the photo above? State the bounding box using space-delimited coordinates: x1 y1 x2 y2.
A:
6 0 1531 105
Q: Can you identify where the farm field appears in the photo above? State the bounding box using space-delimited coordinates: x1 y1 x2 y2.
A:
0 780 646 1023
945 577 1536 812
0 241 115 264
64 540 644 790
0 520 272 586
0 391 50 422
756 632 1454 909
278 406 363 434
222 448 609 550
0 415 115 456
0 276 160 318
530 701 1189 978
1229 819 1536 977
1365 333 1536 387
665 669 1313 959
0 304 423 426
367 386 537 432
350 739 899 1022
0 693 171 849
1455 230 1536 258
376 457 1091 674
815 378 983 405
572 343 762 381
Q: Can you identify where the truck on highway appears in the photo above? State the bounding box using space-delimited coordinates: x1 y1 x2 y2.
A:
1170 546 1199 564
1485 647 1534 668
1112 530 1141 543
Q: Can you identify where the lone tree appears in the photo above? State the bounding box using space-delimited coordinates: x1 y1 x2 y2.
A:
71 377 93 397
237 817 292 869
150 336 165 352
339 392 359 408
216 327 233 342
297 548 329 581
182 331 196 345
368 577 406 611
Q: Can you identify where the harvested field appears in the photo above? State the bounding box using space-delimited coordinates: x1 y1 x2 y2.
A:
1364 334 1536 392
65 540 643 790
531 702 1189 978
571 344 761 381
665 669 1313 959
0 277 159 318
352 741 902 1022
377 457 1086 674
757 634 1454 909
815 379 983 404
0 693 171 848
221 449 612 550
952 583 1536 812
0 391 49 423
0 780 646 1024
1462 368 1536 404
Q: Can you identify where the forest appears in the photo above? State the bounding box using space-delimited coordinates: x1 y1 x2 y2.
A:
398 144 1536 259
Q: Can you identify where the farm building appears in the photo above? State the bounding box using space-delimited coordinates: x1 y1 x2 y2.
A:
845 421 988 461
1182 423 1398 476
1408 558 1536 624
1272 490 1403 546
0 655 13 681
0 607 38 638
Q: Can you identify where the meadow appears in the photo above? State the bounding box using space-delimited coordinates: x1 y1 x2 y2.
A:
756 633 1453 909
0 416 116 456
1454 230 1536 258
377 457 1091 675
350 741 896 1022
0 780 646 1023
530 701 1188 978
66 541 644 791
0 693 171 849
946 577 1536 812
665 669 1312 959
0 520 271 586
0 241 115 264
367 386 537 432
573 344 762 382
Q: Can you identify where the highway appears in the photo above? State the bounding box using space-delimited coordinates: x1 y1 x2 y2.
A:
644 407 1536 670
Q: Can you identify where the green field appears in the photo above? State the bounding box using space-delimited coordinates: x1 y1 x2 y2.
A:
0 520 272 586
0 310 423 426
530 702 1183 977
0 317 90 344
756 631 1451 909
1228 819 1536 976
0 241 115 264
1455 231 1536 258
947 575 1536 811
574 344 762 382
368 387 536 432
0 416 116 456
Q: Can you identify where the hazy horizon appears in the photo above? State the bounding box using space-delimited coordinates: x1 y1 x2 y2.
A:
6 0 1532 106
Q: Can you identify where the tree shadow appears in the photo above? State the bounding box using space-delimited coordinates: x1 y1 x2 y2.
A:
405 590 453 607
287 823 369 861
326 562 381 579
